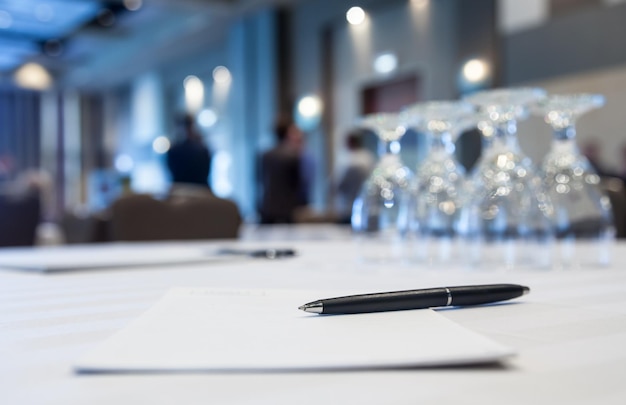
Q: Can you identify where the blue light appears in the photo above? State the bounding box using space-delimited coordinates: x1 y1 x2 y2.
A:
0 0 102 71
3 0 101 39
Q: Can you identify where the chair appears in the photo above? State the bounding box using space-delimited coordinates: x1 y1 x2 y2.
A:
61 209 112 244
0 191 41 247
110 190 242 242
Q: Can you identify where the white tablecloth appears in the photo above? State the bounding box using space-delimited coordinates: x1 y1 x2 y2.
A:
2 225 626 404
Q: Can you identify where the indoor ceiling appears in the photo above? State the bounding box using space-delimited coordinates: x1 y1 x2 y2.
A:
0 0 294 90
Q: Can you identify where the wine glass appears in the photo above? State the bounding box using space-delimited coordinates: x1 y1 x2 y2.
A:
460 88 554 269
404 100 476 265
351 112 413 262
535 93 614 267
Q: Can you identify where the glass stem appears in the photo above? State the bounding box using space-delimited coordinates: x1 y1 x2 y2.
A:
554 125 576 141
378 138 402 156
492 120 520 152
378 139 391 156
428 131 453 157
551 130 580 156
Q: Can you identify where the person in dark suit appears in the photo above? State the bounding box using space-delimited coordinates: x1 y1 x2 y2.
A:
257 117 310 224
336 130 375 223
166 114 212 188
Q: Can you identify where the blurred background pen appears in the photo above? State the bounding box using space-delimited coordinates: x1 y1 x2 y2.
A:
217 248 296 259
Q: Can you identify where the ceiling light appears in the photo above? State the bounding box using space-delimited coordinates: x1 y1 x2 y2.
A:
14 63 53 90
123 0 143 11
346 7 365 25
184 75 204 113
212 66 232 84
297 96 322 119
294 95 323 131
0 10 13 29
373 53 398 74
411 0 429 9
462 59 489 83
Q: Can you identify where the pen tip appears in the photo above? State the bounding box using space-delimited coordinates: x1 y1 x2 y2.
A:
522 286 530 295
298 302 323 314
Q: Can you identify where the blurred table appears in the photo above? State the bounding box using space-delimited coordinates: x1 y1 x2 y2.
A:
2 224 626 404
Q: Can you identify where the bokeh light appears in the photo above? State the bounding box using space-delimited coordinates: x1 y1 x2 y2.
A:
462 59 489 83
115 154 134 173
373 53 398 74
458 58 491 94
198 108 218 128
152 136 171 154
14 63 53 90
297 96 322 119
213 66 232 84
411 0 430 9
184 75 204 113
346 7 365 25
123 0 143 11
295 95 323 132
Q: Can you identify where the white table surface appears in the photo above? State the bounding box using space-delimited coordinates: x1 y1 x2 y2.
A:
2 224 626 405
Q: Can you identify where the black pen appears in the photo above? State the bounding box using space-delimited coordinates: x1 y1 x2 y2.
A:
298 284 530 315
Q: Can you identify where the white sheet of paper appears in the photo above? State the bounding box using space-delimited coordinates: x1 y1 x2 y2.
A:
75 287 515 372
0 245 239 273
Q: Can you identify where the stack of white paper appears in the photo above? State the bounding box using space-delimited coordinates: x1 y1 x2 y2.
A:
75 288 515 372
0 245 235 273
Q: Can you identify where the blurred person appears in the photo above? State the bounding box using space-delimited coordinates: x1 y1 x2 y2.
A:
0 167 59 246
257 117 312 224
16 169 54 222
335 130 375 223
166 114 213 189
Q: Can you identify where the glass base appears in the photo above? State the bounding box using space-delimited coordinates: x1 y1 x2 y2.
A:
555 237 614 269
353 232 407 264
462 237 554 270
405 235 460 268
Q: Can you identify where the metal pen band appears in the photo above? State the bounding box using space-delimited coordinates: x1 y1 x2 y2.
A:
445 288 452 306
